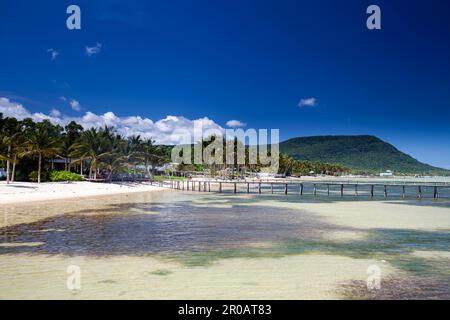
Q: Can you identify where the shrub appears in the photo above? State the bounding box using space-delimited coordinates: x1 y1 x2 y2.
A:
49 170 83 182
29 171 47 182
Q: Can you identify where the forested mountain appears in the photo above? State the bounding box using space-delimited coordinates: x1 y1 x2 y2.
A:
280 135 448 175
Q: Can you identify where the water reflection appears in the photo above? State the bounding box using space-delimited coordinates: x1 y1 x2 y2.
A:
0 196 339 256
1 190 449 299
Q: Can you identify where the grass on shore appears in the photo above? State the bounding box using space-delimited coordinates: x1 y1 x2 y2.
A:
152 175 187 181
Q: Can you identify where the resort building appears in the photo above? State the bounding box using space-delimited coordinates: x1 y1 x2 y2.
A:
380 170 394 177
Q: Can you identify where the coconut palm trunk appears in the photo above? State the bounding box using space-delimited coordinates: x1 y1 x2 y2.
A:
93 161 97 180
37 153 42 184
6 145 11 184
11 154 17 182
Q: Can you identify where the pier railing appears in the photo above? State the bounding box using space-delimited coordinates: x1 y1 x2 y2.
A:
157 179 450 199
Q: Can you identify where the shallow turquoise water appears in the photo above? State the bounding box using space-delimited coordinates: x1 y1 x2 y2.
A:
1 190 449 299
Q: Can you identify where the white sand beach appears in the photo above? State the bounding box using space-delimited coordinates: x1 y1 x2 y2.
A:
0 181 165 205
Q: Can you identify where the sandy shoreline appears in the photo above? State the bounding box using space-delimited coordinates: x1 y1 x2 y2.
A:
0 181 166 205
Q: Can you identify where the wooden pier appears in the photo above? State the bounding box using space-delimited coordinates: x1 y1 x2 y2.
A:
161 179 450 199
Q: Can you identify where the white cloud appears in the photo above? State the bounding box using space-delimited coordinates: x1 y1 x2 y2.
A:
0 97 32 119
226 119 246 128
0 97 224 145
60 96 67 101
298 97 317 107
47 48 59 61
85 42 102 56
50 109 61 117
70 99 81 111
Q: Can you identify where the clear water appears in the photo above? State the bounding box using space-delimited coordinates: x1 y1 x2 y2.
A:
1 190 449 299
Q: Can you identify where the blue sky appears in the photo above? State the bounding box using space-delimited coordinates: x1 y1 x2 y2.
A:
0 0 449 168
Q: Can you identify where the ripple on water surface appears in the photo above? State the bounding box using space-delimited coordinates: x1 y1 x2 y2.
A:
1 191 449 299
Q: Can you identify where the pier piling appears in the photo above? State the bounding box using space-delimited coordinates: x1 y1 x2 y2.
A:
164 180 448 200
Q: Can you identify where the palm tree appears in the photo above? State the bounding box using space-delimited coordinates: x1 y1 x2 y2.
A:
0 135 13 183
141 138 156 177
4 131 25 182
19 121 62 183
100 133 127 181
62 121 83 171
125 135 144 172
142 139 168 178
70 128 111 180
279 154 295 176
0 117 23 184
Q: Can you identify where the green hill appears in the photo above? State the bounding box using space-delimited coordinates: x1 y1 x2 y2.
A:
279 135 449 175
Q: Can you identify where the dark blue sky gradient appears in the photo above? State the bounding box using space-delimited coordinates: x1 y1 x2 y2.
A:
0 0 449 168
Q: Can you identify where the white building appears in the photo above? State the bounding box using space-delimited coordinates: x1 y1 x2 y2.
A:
154 162 179 174
380 170 393 177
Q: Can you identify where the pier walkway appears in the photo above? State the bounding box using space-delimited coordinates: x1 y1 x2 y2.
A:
156 179 450 199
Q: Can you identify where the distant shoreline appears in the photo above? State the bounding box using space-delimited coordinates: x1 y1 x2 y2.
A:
1 175 449 206
188 175 450 187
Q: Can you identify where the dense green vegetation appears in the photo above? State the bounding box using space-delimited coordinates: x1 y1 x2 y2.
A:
172 136 349 177
1 114 347 183
0 113 169 183
152 175 187 181
278 153 349 176
280 135 449 175
49 170 83 182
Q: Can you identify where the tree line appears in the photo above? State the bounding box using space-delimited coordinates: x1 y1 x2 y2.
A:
1 114 349 183
175 135 349 178
278 153 349 177
0 113 169 183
